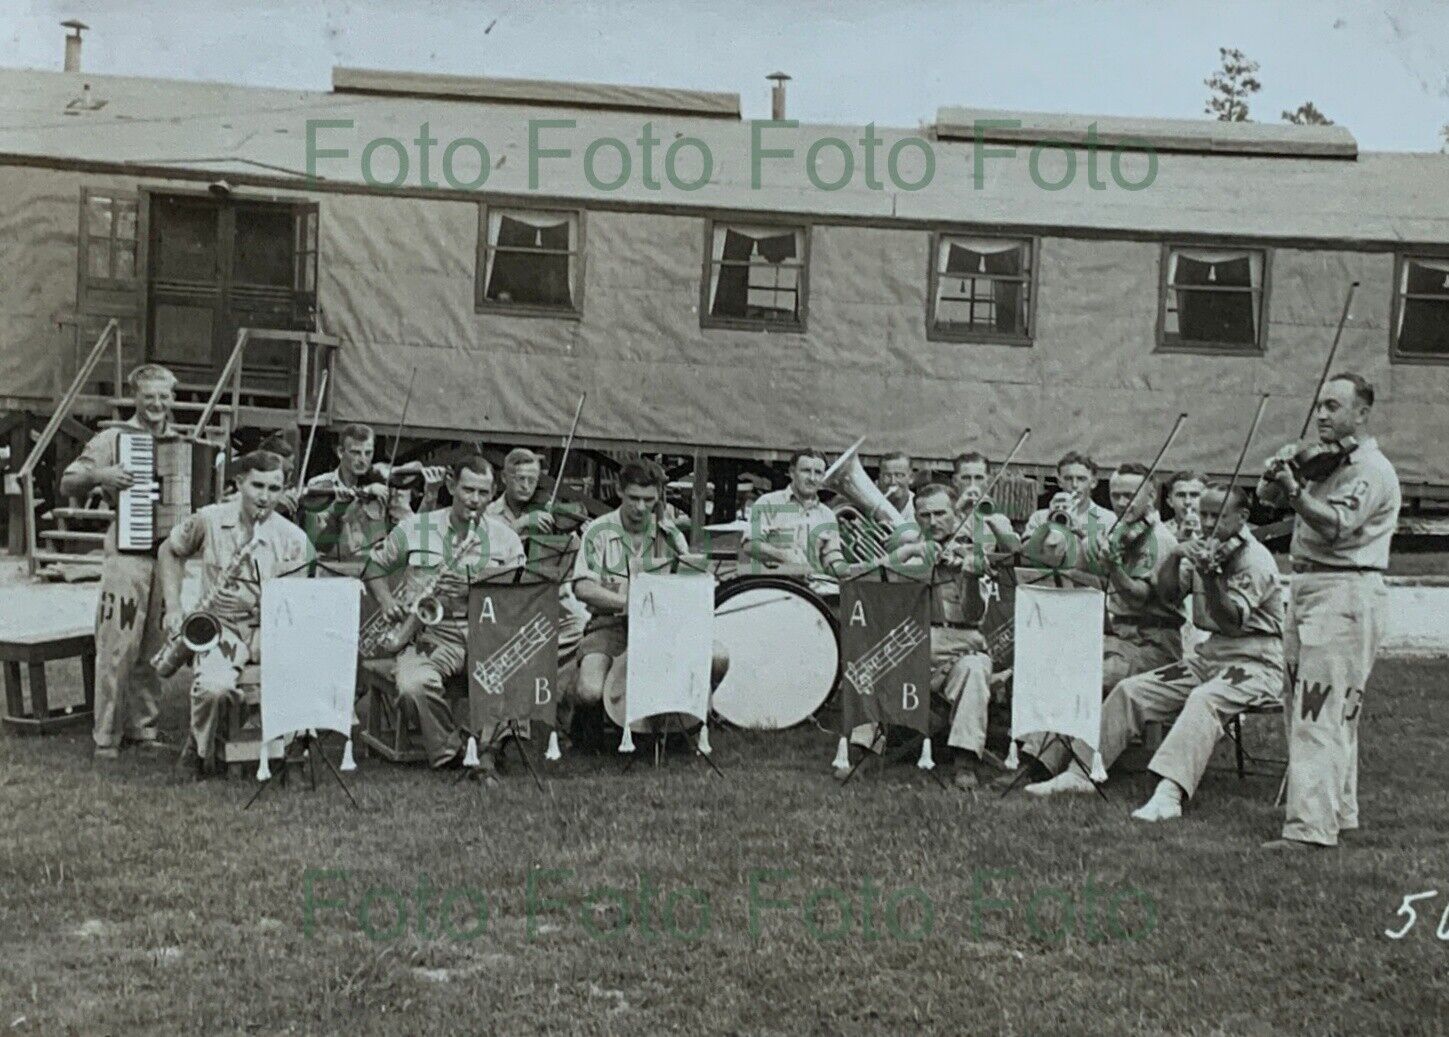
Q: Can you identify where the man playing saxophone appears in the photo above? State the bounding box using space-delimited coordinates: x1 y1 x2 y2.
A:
157 451 312 778
364 457 525 774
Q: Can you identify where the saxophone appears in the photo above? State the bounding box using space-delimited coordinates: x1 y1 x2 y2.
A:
152 531 264 678
358 517 481 659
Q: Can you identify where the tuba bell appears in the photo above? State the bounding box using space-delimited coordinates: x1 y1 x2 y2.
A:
823 438 922 560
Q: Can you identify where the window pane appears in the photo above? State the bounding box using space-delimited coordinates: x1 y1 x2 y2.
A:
151 303 214 368
1405 259 1449 298
233 206 295 286
85 196 112 238
1165 248 1262 346
1398 298 1449 356
114 242 136 281
87 238 111 280
153 198 218 280
934 237 1030 335
115 205 138 242
484 211 576 308
709 225 804 321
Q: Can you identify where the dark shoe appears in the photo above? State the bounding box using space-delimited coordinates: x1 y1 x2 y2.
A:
126 735 172 753
175 737 203 780
991 757 1050 791
1260 838 1328 853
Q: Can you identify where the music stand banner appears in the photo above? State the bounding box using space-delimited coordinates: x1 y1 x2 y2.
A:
260 577 361 741
625 566 714 727
1010 577 1104 749
467 579 561 731
839 579 932 735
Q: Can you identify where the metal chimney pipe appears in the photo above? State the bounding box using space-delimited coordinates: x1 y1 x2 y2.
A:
768 71 791 121
62 19 88 72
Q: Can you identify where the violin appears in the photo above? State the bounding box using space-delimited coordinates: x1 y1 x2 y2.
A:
1272 437 1357 485
1194 532 1247 575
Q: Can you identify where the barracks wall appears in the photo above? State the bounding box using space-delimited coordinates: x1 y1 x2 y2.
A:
2 162 1446 487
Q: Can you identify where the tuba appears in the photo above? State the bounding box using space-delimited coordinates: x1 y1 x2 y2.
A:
823 438 921 563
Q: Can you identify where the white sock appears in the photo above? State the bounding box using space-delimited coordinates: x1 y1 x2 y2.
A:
1153 778 1185 804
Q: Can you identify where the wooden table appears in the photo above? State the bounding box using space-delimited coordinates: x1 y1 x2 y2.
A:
0 625 95 734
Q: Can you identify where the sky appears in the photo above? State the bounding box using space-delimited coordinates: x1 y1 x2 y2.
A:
3 0 1447 152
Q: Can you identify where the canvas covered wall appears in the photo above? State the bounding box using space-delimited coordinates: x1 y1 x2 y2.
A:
319 192 1449 486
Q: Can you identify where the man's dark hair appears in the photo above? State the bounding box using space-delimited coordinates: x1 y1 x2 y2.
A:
234 450 284 478
1115 462 1150 478
258 431 296 460
451 455 494 480
953 451 989 473
1329 371 1375 408
915 482 955 506
789 448 827 469
879 450 911 467
619 459 665 494
1057 451 1097 475
1168 470 1207 492
338 423 374 447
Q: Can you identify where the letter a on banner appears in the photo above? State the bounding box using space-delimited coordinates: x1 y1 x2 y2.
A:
839 579 932 736
467 580 561 732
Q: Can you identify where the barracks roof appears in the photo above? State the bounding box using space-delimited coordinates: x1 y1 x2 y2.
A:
1 65 1446 246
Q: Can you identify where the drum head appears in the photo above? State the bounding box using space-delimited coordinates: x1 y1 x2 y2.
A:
711 576 840 730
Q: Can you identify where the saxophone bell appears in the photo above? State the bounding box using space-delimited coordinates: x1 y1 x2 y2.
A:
413 594 444 627
180 611 223 654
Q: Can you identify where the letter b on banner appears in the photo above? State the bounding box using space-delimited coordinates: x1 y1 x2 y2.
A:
839 578 933 735
467 579 561 731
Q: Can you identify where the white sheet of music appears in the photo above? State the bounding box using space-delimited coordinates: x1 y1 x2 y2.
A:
1010 584 1105 750
260 577 361 742
625 568 714 727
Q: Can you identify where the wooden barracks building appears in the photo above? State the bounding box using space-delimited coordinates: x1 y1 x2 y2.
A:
2 27 1447 564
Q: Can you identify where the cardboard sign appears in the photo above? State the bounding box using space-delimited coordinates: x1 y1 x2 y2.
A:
260 577 361 741
467 579 561 731
1010 582 1105 748
839 578 933 735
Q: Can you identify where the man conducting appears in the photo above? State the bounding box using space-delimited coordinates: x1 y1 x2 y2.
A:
60 363 182 760
1257 372 1400 852
159 451 312 777
365 457 525 774
1024 483 1284 821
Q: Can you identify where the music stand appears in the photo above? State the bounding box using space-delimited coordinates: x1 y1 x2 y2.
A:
244 730 359 809
834 558 945 789
457 561 562 793
615 553 724 777
996 564 1110 801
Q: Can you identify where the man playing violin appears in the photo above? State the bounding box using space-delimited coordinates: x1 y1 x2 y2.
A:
365 457 525 774
1256 372 1400 852
1025 483 1284 821
1096 463 1183 694
305 424 443 561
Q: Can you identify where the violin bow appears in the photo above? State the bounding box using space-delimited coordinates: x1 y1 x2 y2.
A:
1115 412 1191 530
382 367 419 486
546 392 588 512
295 369 329 495
1295 281 1359 440
1206 393 1271 543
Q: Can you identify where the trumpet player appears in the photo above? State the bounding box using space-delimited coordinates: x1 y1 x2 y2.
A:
951 451 1022 554
158 451 312 778
1022 451 1116 568
365 457 525 772
1164 470 1206 542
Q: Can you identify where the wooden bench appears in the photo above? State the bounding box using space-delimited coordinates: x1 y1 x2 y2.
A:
218 665 287 777
357 658 429 764
1 626 95 734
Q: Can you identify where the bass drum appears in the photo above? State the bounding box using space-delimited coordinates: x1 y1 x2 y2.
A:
711 576 841 730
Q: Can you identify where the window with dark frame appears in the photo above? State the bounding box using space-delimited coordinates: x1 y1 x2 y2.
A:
478 207 580 313
930 235 1032 341
1395 255 1449 360
705 222 806 329
1160 246 1267 351
83 192 139 285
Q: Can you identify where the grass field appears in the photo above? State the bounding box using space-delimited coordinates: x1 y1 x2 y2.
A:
2 659 1447 1035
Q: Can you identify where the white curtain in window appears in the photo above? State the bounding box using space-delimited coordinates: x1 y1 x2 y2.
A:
1167 249 1262 287
708 224 803 312
484 209 575 287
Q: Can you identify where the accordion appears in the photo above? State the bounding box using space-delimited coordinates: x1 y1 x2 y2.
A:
116 431 216 552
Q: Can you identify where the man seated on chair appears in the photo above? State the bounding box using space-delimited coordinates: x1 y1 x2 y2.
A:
573 460 730 716
739 448 850 578
306 423 443 562
1095 462 1183 695
158 451 312 779
1022 452 1117 565
909 483 1001 790
365 457 526 774
1023 483 1284 822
